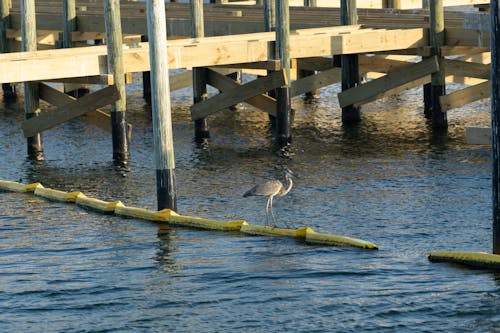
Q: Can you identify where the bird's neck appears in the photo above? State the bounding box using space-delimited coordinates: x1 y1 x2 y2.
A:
280 176 293 196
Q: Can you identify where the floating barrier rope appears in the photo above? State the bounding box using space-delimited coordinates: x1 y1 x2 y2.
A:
0 180 378 250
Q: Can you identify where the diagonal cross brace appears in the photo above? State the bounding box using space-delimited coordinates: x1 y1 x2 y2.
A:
338 56 439 108
190 69 287 121
22 84 120 138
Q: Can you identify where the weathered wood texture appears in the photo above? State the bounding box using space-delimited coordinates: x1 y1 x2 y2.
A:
191 69 286 120
147 0 177 210
0 27 428 84
23 84 119 137
37 83 112 132
206 68 277 115
338 56 438 107
491 0 500 253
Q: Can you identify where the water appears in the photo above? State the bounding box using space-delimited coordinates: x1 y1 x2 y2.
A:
1 76 499 332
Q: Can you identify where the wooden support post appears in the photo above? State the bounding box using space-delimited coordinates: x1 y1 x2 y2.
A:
423 80 432 119
301 0 318 98
429 0 447 129
276 0 292 146
105 0 129 162
21 0 43 160
1 0 16 101
264 0 275 32
340 0 361 124
491 0 500 254
386 0 401 8
141 35 151 105
191 0 209 141
62 0 88 97
264 0 277 126
147 0 177 211
62 0 76 49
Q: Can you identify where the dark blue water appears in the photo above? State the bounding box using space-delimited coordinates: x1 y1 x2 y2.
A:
1 76 499 332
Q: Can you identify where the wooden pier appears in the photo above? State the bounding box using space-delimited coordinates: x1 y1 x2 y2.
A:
0 0 495 207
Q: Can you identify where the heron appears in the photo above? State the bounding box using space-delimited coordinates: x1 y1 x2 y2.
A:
243 168 297 227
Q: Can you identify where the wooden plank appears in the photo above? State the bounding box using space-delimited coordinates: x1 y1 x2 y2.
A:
338 56 438 108
23 84 119 137
45 74 114 85
206 68 276 115
296 57 334 71
443 59 490 80
191 69 286 120
358 55 414 73
439 81 490 112
38 83 112 132
213 60 281 71
291 67 341 96
466 126 490 145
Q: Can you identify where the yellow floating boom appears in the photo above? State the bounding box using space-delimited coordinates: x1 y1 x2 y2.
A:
0 180 42 192
75 193 122 214
0 180 379 249
428 251 500 270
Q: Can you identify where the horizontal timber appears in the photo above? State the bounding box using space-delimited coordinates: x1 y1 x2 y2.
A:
0 27 428 84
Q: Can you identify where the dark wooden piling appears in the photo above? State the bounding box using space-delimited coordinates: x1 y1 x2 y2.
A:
62 0 88 97
301 0 319 99
104 0 129 162
264 0 275 32
491 0 500 254
191 0 209 141
141 35 151 105
147 0 177 211
21 0 43 160
340 0 361 124
429 0 447 129
276 0 292 146
1 0 16 101
62 0 76 49
264 0 277 127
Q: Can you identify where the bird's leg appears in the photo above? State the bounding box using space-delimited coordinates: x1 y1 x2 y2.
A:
265 197 271 227
269 196 277 227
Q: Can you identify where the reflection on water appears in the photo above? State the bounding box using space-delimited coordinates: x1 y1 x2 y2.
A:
0 75 498 332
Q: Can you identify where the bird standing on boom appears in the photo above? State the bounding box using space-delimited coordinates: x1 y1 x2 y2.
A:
243 168 296 227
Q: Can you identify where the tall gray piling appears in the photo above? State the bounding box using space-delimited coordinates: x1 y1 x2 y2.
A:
276 0 292 146
340 0 361 124
104 0 130 162
491 0 500 254
1 0 16 101
21 0 43 160
147 0 177 211
191 0 210 141
429 0 447 129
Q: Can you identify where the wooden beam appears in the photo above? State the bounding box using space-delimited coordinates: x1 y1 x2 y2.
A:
338 56 438 108
358 55 414 73
38 83 112 132
45 74 115 85
213 60 281 71
206 68 276 115
291 67 341 97
191 69 286 120
23 84 119 137
439 81 490 112
443 59 490 79
296 57 334 71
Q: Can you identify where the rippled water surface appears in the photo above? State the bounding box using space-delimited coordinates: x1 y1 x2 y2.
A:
1 76 499 332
